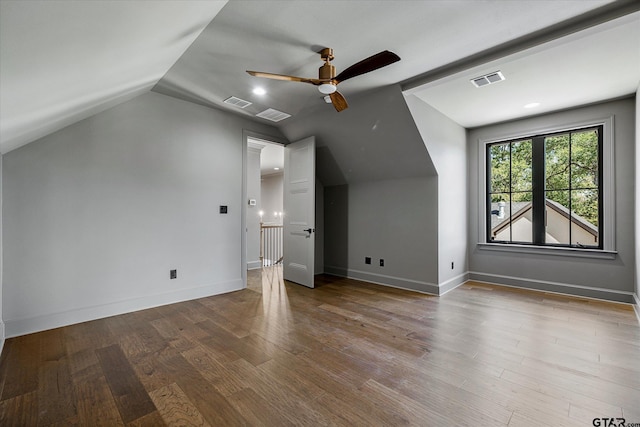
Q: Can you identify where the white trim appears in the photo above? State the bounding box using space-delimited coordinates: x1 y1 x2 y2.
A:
0 321 5 357
247 260 262 270
439 272 469 295
468 271 634 304
477 115 615 253
477 242 617 259
4 279 243 338
324 265 439 295
242 129 288 290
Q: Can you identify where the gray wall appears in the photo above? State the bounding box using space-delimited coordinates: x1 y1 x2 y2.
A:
282 85 439 292
404 95 469 292
260 173 283 224
636 89 640 314
0 157 3 348
2 91 284 337
324 178 439 292
467 98 636 302
246 146 262 269
315 179 324 275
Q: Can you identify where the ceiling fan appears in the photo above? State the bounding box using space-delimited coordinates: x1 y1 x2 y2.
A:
246 48 400 112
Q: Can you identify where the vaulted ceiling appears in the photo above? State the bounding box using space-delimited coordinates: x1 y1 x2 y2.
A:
1 0 638 154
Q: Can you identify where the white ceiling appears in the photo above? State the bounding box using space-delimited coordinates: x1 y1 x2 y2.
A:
153 0 620 122
0 0 226 153
248 138 285 176
1 0 637 154
260 143 284 177
409 12 640 128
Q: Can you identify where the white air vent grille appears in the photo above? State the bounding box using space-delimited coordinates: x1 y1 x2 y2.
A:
224 96 252 108
470 71 505 88
256 108 291 122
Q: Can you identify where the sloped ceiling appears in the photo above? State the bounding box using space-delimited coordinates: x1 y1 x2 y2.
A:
0 0 226 153
280 85 436 186
152 0 617 123
2 0 637 156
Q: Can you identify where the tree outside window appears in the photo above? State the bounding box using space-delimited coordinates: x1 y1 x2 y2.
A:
487 126 602 248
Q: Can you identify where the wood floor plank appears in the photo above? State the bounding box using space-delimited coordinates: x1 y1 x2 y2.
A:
0 391 38 427
158 354 248 426
75 374 125 426
148 383 209 426
226 387 296 427
1 267 638 426
0 335 40 401
37 358 77 425
95 344 157 423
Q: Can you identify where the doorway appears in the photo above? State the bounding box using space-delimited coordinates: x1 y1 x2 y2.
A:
242 132 323 289
246 137 285 271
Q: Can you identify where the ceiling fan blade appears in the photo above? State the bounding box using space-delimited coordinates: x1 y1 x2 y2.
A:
329 91 348 112
246 70 322 85
334 50 400 83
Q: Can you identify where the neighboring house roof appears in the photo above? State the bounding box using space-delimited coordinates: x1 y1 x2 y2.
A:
490 199 598 237
545 198 598 236
490 201 530 231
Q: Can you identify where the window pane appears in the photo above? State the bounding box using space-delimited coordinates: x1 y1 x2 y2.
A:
511 139 532 192
489 193 510 242
509 192 533 243
488 193 532 243
545 191 570 245
570 190 599 248
545 134 570 190
489 143 510 193
571 130 599 189
486 125 602 248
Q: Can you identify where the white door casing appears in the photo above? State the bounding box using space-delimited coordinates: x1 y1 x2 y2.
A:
283 137 315 288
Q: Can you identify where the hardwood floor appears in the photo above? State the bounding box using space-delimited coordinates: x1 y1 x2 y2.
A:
1 267 639 426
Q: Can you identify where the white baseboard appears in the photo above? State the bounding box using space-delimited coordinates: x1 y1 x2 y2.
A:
247 260 262 270
4 279 243 338
439 272 469 295
0 321 5 357
324 265 439 295
468 271 635 304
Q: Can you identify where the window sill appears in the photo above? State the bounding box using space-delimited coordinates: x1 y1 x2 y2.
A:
477 243 617 259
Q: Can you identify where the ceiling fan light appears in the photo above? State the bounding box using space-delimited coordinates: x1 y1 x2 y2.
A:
318 83 337 94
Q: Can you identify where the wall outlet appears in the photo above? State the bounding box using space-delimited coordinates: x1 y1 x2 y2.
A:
379 259 384 267
365 257 371 265
170 269 177 279
219 205 228 214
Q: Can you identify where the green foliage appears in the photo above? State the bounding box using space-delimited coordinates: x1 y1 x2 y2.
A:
488 129 599 227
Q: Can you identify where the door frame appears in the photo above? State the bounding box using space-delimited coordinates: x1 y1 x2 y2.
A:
241 129 288 288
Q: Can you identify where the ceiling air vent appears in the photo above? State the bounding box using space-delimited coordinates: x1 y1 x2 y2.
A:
224 96 252 108
256 108 291 122
470 71 505 88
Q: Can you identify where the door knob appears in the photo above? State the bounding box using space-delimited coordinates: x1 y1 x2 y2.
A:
303 228 315 234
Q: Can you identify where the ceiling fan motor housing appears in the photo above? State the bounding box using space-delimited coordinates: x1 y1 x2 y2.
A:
319 62 335 80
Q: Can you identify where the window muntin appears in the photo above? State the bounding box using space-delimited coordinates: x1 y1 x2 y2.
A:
486 126 602 249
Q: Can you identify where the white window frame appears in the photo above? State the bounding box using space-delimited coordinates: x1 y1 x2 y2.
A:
477 115 616 259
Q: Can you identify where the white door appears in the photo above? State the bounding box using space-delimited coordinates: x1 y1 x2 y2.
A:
283 136 315 288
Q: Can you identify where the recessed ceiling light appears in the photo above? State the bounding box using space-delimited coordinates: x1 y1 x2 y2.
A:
253 87 266 95
274 167 280 170
524 102 540 109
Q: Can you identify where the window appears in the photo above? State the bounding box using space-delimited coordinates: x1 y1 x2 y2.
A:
486 125 603 249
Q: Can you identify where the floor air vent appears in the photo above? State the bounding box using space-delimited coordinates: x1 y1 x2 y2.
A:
224 96 252 108
256 108 291 122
